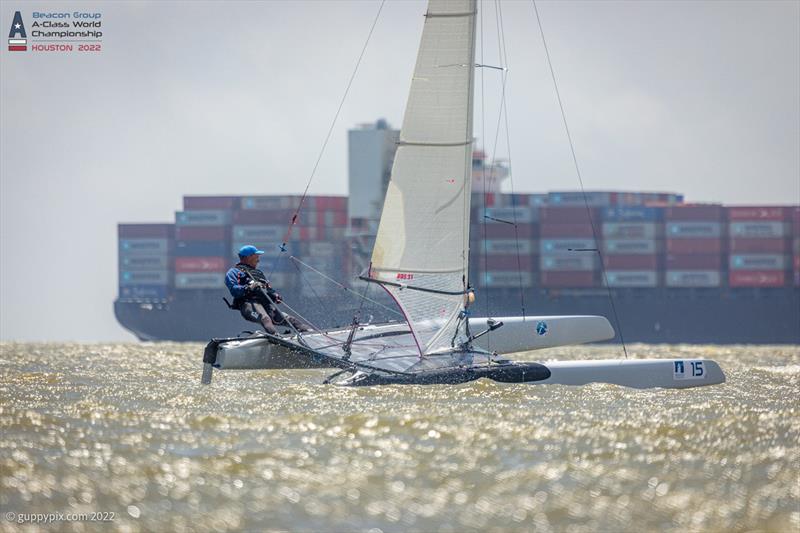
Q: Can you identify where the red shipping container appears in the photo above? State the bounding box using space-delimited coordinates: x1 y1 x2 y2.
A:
175 226 230 241
540 206 600 224
666 253 723 270
727 206 788 221
729 271 786 287
118 224 174 239
729 238 788 253
541 271 598 287
664 205 724 221
232 209 295 225
483 223 536 239
312 196 348 210
183 196 240 210
174 256 226 273
477 254 536 271
604 254 658 270
540 223 596 238
666 238 722 254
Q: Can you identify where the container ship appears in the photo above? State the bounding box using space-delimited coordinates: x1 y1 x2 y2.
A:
115 190 800 344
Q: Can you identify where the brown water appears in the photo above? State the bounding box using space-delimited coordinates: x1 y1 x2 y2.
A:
0 343 798 532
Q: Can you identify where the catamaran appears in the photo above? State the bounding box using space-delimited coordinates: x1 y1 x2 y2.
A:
201 0 725 388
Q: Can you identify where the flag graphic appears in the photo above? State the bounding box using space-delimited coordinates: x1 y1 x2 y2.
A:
8 11 26 51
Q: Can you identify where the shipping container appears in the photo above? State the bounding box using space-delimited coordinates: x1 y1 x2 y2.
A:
174 256 227 273
601 222 659 239
548 191 612 206
175 210 231 226
729 254 786 271
540 271 597 287
729 238 788 254
232 209 295 225
175 273 225 289
727 206 787 221
483 207 537 224
477 254 536 271
311 196 348 211
240 196 303 210
120 270 170 286
507 193 547 207
664 205 724 221
540 254 597 271
729 271 786 287
307 241 338 258
119 238 171 255
540 206 600 224
232 225 284 241
729 221 786 238
601 206 661 222
183 196 240 210
540 223 596 238
478 271 533 288
540 239 598 254
665 271 721 288
605 271 658 288
175 226 230 241
481 239 534 255
604 239 659 255
174 240 230 257
119 255 171 271
666 254 723 270
666 238 722 254
119 285 170 300
604 254 659 270
118 224 174 239
482 223 535 239
666 222 722 238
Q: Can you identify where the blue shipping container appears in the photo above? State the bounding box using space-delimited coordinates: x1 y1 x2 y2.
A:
602 206 662 222
119 285 170 299
175 240 231 257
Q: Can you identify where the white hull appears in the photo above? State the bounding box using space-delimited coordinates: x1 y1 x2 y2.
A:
212 315 614 370
538 358 725 389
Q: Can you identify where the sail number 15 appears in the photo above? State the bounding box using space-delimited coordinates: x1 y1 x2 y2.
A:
673 360 705 380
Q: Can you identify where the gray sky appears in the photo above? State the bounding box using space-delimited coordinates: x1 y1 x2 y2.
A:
1 0 798 341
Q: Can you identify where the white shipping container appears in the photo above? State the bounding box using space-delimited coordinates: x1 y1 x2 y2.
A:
120 270 170 286
666 222 722 238
540 239 598 254
540 254 598 271
729 221 786 238
175 273 225 289
119 238 170 255
483 239 534 255
119 254 170 271
232 225 284 241
729 254 786 271
605 270 658 287
603 239 659 255
484 207 536 224
665 271 721 287
175 210 231 226
602 222 658 239
479 271 533 288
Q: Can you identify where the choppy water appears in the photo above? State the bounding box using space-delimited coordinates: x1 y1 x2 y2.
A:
0 343 798 532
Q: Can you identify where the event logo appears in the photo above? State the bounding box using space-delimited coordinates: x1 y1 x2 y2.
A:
8 11 27 51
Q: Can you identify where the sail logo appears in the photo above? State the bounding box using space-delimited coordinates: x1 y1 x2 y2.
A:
8 11 27 51
536 321 548 336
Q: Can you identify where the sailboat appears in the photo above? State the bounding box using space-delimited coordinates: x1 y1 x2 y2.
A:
201 0 725 388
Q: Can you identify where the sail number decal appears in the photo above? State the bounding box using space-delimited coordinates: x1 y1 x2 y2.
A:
673 360 705 380
396 273 414 280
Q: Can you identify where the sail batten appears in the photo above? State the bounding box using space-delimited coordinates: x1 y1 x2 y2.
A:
370 0 477 354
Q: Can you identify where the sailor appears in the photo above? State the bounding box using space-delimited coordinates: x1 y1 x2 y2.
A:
225 245 310 335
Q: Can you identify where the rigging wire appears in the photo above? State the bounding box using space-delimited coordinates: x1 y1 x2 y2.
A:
491 0 526 319
480 0 492 344
530 0 629 358
267 0 386 277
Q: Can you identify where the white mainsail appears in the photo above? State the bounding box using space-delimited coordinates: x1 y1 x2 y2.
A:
369 0 477 354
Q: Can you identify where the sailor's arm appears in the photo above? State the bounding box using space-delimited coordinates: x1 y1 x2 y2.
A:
225 269 250 298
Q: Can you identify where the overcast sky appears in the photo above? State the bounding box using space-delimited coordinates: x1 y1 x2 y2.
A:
1 0 798 342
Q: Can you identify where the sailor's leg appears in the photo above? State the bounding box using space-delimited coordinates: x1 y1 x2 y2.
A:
269 308 310 333
286 314 311 332
240 302 279 334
